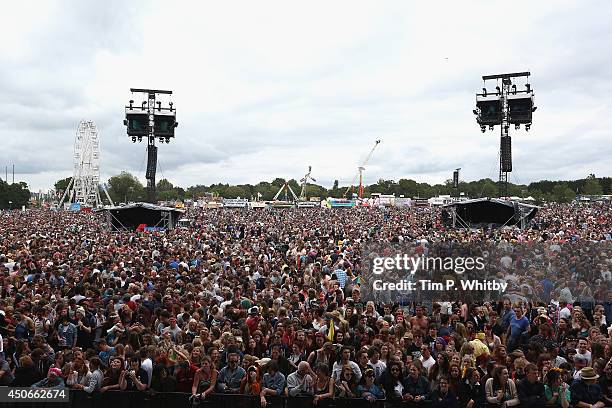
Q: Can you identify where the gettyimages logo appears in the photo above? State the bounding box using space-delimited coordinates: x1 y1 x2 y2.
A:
358 240 603 303
372 254 486 275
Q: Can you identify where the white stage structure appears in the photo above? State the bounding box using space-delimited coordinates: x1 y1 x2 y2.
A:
59 121 106 208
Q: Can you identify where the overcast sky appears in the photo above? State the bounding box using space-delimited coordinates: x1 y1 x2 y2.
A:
2 1 611 192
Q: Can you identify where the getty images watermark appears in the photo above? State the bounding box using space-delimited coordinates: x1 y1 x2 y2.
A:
370 254 507 292
359 241 610 304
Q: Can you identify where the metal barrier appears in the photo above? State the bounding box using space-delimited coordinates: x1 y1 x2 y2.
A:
0 390 387 408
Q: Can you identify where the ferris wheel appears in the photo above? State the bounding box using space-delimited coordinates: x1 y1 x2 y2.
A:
58 121 103 208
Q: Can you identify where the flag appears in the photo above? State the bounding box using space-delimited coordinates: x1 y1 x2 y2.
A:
327 319 335 342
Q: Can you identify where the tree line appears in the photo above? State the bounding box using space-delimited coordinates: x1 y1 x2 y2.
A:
0 180 31 209
52 172 610 205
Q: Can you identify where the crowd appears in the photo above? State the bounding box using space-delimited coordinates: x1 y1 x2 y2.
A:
0 202 611 408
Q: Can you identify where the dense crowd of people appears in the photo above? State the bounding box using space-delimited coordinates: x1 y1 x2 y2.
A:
0 202 611 407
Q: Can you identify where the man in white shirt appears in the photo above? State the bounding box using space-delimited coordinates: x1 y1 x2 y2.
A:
332 346 362 382
559 301 571 322
419 345 435 374
140 347 153 387
367 347 387 381
577 339 592 364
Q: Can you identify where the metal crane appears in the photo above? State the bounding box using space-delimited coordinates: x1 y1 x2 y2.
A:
345 140 381 199
299 166 316 200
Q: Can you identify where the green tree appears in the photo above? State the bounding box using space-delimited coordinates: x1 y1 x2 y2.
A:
398 179 419 197
481 180 498 198
581 175 603 196
107 172 145 204
271 178 286 187
224 185 248 198
552 184 575 203
254 181 276 200
0 180 31 209
156 178 174 192
54 177 72 193
186 184 209 199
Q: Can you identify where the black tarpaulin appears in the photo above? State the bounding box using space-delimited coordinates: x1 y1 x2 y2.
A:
97 202 184 231
444 198 538 228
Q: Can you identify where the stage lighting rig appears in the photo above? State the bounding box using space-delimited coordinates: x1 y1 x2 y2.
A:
473 72 536 198
124 88 178 203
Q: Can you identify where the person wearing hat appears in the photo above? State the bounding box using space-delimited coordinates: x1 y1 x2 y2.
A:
31 367 65 389
573 354 590 380
570 367 605 408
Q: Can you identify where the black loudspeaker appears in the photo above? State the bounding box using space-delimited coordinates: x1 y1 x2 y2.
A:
126 113 150 137
146 145 158 179
476 98 503 126
501 136 512 172
508 96 533 124
154 114 176 137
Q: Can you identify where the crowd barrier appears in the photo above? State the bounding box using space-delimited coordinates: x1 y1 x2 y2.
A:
4 389 610 408
0 389 387 408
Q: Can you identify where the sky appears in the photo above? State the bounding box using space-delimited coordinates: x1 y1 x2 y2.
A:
1 1 611 192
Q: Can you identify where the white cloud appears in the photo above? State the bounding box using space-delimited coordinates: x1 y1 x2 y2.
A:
1 0 611 191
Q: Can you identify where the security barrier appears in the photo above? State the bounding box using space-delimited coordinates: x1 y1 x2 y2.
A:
0 389 386 408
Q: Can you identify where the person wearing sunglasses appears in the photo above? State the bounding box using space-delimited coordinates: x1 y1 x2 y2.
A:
357 368 385 402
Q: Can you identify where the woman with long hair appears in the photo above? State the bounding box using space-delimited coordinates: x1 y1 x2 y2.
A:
429 352 450 388
364 301 380 320
288 342 305 371
484 324 502 351
380 343 391 365
244 337 259 358
101 356 124 392
493 345 508 365
382 361 407 403
555 318 571 344
251 330 268 357
485 365 519 407
334 364 358 398
192 356 217 402
448 363 461 395
208 346 221 370
313 363 334 405
150 364 177 392
66 354 91 389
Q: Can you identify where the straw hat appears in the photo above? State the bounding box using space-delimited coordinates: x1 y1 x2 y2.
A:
580 367 599 380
